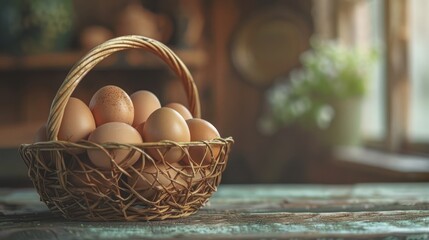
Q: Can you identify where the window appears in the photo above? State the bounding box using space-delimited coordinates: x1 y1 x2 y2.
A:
359 0 385 141
315 0 429 155
410 0 429 142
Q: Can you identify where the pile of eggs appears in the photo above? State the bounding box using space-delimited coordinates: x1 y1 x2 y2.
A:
35 85 221 198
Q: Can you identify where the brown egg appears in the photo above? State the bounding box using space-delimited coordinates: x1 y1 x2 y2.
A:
186 167 212 188
67 167 116 201
185 118 221 165
165 102 192 120
87 122 143 170
142 107 190 163
128 162 187 200
130 90 161 127
89 85 134 126
58 97 96 143
135 122 145 137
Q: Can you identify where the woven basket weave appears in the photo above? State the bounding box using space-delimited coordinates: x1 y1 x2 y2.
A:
19 35 234 221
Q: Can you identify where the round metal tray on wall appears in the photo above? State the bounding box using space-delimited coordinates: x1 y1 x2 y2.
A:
230 6 313 88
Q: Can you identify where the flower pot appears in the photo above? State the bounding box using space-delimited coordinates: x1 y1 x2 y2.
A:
321 97 363 147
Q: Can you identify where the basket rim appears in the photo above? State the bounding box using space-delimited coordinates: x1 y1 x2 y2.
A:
21 137 234 149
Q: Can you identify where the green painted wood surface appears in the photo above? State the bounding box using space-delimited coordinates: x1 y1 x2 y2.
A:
1 184 429 239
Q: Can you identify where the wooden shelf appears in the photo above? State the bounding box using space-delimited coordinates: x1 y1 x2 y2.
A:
0 48 207 71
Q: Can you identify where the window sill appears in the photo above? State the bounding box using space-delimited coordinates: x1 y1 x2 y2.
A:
334 147 429 178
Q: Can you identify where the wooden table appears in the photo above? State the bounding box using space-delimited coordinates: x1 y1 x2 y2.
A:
1 183 429 239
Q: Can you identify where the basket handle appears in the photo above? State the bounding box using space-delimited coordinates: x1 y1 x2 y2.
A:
47 35 201 141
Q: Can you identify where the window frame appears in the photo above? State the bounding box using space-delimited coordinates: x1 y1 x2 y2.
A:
313 0 429 155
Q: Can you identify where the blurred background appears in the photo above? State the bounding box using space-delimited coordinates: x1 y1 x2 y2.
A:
1 0 429 187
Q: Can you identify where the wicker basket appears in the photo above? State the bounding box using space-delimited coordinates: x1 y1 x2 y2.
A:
19 35 234 221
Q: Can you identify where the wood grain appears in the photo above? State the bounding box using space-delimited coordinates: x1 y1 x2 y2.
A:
1 184 429 239
385 0 410 151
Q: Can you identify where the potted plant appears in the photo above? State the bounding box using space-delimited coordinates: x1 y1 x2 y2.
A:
260 39 377 147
